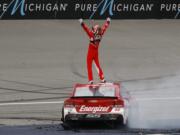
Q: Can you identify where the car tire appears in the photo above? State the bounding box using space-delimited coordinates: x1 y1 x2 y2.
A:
61 107 65 122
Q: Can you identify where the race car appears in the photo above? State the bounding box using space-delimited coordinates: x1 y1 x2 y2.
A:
61 83 129 126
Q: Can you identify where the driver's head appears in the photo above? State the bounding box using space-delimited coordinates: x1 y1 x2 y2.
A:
92 25 102 35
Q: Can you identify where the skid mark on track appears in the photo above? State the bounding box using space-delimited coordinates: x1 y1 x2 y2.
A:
120 73 176 83
0 87 71 95
0 101 64 106
71 64 87 79
0 96 67 104
0 79 54 89
0 117 61 121
0 78 74 89
70 53 87 79
129 84 180 93
136 96 180 101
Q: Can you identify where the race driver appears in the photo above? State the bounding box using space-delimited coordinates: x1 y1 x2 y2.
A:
79 18 111 84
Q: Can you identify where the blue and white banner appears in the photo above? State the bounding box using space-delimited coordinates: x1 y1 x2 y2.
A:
0 0 180 19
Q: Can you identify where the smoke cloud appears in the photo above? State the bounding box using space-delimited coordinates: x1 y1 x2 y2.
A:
122 75 180 129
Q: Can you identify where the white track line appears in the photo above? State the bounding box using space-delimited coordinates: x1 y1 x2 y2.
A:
136 97 180 101
0 101 64 106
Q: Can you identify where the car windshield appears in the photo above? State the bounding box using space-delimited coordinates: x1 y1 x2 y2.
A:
74 85 116 97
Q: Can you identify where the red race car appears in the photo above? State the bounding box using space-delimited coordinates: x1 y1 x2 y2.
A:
61 83 129 126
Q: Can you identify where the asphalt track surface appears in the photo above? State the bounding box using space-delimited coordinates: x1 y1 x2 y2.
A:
0 20 180 135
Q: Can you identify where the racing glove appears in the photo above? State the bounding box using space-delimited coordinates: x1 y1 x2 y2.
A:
79 18 83 24
106 17 111 23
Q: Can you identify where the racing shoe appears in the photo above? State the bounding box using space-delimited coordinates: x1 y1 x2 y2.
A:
88 80 94 85
100 79 106 83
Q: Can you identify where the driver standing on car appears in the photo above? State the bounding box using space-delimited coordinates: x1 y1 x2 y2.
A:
79 18 111 84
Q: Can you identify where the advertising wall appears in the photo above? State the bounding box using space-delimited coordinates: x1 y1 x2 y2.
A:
0 0 180 19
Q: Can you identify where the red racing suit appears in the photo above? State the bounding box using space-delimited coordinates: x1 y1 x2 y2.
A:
81 21 110 82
